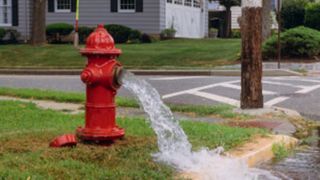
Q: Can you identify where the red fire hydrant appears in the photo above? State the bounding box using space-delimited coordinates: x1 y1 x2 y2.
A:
76 24 125 141
50 25 124 147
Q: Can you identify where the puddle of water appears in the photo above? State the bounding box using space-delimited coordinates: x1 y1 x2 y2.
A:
122 72 279 180
261 128 320 180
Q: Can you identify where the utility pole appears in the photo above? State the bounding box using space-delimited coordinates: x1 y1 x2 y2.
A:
240 0 264 109
277 0 282 69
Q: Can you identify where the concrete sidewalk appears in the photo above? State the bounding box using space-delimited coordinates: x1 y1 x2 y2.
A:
0 68 302 76
2 62 320 76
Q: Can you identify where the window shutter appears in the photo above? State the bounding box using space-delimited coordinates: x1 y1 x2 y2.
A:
111 0 118 12
12 0 18 26
136 0 143 12
48 0 55 12
71 0 76 12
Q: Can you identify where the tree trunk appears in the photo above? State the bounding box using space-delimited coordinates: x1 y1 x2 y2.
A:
240 7 264 109
225 7 232 38
262 0 272 42
31 0 46 45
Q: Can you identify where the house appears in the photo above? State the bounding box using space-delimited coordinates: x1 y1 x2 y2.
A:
208 0 278 37
0 0 208 41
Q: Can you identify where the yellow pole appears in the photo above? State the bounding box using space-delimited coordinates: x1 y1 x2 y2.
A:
74 0 79 47
76 0 79 27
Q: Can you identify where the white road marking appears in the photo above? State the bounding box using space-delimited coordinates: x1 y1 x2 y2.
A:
162 80 240 99
262 80 306 89
149 76 207 81
271 76 320 83
220 83 277 95
161 77 320 108
290 78 320 83
270 77 299 80
296 85 320 94
264 96 290 107
190 91 240 107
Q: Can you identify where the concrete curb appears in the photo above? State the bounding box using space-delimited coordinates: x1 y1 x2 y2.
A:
234 106 302 118
229 135 298 167
0 68 302 76
178 135 298 179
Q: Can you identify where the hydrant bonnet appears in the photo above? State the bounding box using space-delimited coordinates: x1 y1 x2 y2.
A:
80 24 121 56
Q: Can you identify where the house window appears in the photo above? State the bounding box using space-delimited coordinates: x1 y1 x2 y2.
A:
193 0 200 8
174 0 183 5
55 0 71 12
167 0 173 3
0 0 12 26
118 0 135 13
185 0 192 6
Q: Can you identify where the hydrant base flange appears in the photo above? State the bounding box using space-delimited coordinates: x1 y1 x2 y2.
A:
76 126 125 141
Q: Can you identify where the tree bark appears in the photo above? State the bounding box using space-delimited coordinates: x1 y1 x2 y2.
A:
262 0 272 42
31 0 46 45
225 7 232 38
240 7 264 109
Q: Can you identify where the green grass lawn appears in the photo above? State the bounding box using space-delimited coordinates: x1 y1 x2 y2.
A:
0 39 241 69
0 100 264 179
0 87 250 119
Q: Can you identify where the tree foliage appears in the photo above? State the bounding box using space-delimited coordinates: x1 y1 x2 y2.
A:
217 0 241 8
281 0 309 29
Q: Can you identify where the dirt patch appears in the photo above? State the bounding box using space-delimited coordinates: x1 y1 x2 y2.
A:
227 121 282 130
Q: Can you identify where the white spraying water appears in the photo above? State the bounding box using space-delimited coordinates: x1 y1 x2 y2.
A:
122 73 279 180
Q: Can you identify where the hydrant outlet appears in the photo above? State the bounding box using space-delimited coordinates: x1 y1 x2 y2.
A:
81 70 93 84
113 66 125 87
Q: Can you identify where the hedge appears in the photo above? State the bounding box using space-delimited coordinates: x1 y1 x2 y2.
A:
305 3 320 31
0 28 5 40
281 0 309 29
104 24 132 44
78 26 94 43
263 26 320 59
46 23 74 43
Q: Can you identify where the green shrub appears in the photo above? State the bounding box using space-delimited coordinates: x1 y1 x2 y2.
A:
0 29 20 44
104 24 132 43
231 29 241 38
208 28 218 38
272 143 290 161
128 29 142 43
0 28 6 40
140 33 152 43
46 23 74 36
263 26 320 59
46 23 74 43
281 0 309 29
160 28 176 40
305 3 320 31
78 26 94 43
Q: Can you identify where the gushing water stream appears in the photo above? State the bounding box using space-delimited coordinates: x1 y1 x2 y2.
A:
122 72 279 180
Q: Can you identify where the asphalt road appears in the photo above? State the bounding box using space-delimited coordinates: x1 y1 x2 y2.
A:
1 75 320 120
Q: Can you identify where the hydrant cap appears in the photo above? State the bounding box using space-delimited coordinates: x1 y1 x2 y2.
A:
80 24 121 56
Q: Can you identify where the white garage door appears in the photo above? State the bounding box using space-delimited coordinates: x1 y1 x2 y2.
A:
166 3 204 38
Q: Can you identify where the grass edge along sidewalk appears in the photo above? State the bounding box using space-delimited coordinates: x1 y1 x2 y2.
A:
0 87 251 119
0 100 266 179
0 39 241 69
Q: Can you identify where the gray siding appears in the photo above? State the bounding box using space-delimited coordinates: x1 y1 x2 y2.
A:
159 0 166 32
1 0 32 41
47 0 162 34
204 0 208 36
